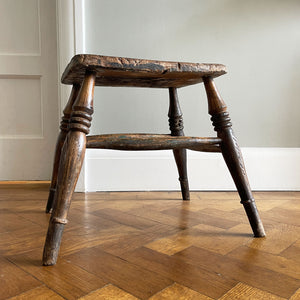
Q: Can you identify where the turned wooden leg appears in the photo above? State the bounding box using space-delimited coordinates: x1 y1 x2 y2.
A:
46 85 80 213
168 87 190 200
203 77 265 237
43 71 96 265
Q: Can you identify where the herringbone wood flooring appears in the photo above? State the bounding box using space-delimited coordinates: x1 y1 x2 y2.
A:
0 183 299 299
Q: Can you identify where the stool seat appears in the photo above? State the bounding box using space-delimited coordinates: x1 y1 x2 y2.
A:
61 54 227 88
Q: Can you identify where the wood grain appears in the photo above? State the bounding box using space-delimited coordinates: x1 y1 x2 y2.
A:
150 283 213 300
46 84 80 213
191 223 254 255
61 54 227 88
203 76 265 238
219 282 285 300
162 206 240 229
290 288 300 300
280 244 300 264
86 134 221 152
228 245 300 279
9 249 107 300
46 55 265 267
64 247 173 300
121 246 237 299
2 185 300 299
43 71 96 266
8 286 65 300
246 223 300 254
78 284 139 300
0 257 41 300
169 87 190 200
173 246 300 298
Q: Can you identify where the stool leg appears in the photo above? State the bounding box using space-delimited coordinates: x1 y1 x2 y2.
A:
168 87 190 200
46 85 80 213
43 71 96 265
203 77 265 237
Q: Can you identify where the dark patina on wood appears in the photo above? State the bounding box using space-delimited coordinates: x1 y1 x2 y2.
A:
43 71 96 266
168 87 190 200
46 84 80 213
203 76 265 237
86 134 221 152
43 54 265 266
61 54 227 88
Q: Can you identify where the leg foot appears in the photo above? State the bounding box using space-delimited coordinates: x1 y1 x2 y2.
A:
179 178 190 200
43 220 65 265
219 129 265 237
43 132 86 266
242 200 265 237
173 149 190 200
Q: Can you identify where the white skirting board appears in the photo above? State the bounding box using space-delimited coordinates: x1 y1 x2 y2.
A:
75 148 300 192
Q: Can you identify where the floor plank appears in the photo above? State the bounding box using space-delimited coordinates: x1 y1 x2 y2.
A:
65 246 173 300
219 282 285 300
1 185 300 299
8 286 65 300
162 207 239 229
8 249 108 300
149 282 213 299
228 245 300 280
173 246 300 298
0 257 41 300
280 244 300 264
290 288 300 300
121 247 237 299
78 284 138 300
245 223 300 255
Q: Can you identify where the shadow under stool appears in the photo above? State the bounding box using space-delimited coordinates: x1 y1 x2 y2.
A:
43 54 265 266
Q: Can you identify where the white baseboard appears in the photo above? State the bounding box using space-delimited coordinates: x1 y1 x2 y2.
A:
75 148 300 192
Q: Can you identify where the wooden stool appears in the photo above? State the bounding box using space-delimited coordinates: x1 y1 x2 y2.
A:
43 54 265 266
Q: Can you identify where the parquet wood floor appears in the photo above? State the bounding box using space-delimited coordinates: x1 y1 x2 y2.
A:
0 184 299 299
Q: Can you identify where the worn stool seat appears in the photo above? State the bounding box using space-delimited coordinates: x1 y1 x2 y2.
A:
43 54 265 266
61 54 226 87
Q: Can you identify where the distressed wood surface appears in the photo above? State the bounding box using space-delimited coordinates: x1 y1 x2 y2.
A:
43 71 96 266
86 134 221 152
46 84 80 214
203 76 265 238
61 54 227 88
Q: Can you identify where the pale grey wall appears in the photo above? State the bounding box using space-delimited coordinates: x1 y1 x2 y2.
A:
84 0 300 147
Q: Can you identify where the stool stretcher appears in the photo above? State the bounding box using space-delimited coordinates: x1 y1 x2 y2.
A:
86 134 222 152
